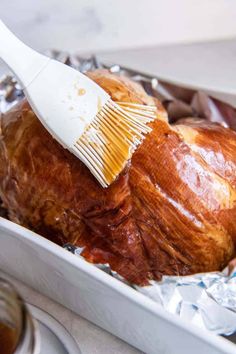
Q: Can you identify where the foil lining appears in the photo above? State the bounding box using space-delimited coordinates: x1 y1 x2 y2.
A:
1 51 236 336
66 243 236 336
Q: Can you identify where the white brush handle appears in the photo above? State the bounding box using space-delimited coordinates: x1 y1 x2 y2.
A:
0 20 49 88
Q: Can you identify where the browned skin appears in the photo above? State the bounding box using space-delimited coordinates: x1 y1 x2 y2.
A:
0 70 236 285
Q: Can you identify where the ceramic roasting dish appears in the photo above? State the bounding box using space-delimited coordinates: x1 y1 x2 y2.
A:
0 55 236 354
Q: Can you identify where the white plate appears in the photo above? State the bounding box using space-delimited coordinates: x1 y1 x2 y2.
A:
0 217 235 354
28 304 80 354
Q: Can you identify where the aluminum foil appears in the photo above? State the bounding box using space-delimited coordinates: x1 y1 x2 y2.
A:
1 51 236 336
65 243 236 336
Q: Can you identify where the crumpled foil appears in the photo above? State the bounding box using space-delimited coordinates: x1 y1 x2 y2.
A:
66 244 236 336
1 51 236 337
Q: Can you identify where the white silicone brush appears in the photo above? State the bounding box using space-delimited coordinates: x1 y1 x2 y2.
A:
0 20 156 187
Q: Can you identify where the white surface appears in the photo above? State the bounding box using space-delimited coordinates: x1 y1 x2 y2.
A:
0 217 235 354
0 0 236 54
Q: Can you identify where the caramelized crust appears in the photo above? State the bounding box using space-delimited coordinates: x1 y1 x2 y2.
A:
0 70 235 285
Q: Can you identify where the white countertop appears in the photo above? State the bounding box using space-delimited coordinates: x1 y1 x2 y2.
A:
1 0 236 53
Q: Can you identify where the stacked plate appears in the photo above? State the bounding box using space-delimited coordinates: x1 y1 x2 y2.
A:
28 304 80 354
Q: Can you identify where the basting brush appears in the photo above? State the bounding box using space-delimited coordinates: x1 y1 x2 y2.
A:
0 20 156 187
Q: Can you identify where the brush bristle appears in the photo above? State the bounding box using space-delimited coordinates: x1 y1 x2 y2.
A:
74 100 157 187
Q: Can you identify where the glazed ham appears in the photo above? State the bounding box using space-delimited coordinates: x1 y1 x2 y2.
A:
0 70 236 285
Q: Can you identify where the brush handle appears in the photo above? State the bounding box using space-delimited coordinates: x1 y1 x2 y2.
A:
0 20 50 88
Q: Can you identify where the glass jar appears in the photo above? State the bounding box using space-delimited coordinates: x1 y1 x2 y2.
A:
0 278 40 354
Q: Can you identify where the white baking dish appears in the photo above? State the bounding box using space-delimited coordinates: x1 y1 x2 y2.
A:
0 216 235 354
